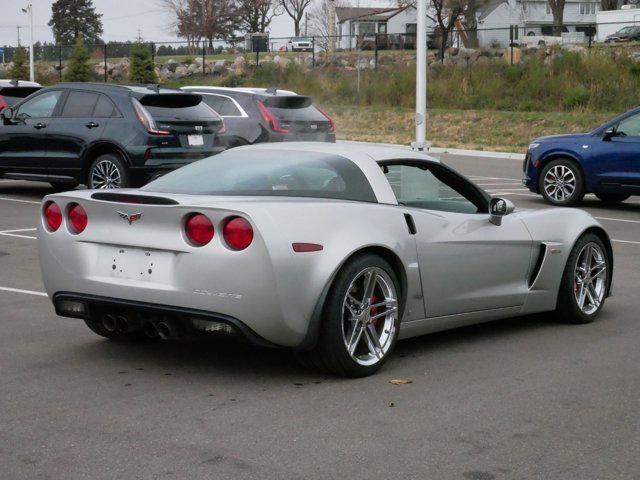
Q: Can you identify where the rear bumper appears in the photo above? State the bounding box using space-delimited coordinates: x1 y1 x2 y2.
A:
53 292 278 347
129 146 227 170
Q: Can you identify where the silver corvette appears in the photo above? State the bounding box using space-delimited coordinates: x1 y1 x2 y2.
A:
38 143 613 377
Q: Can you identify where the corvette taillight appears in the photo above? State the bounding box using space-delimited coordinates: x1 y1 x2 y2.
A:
131 98 170 135
0 95 8 112
185 213 214 246
256 100 288 133
68 203 87 234
44 201 62 231
223 217 253 250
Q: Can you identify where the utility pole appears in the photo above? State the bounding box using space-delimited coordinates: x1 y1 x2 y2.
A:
412 0 428 151
305 12 308 36
21 2 34 82
16 25 22 45
328 0 336 52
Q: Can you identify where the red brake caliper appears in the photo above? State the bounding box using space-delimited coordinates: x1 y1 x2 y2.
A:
370 295 379 327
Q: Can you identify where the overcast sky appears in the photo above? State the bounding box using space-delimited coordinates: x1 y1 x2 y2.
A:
0 0 298 46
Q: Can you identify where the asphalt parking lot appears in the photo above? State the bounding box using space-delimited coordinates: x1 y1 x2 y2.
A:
2 152 640 480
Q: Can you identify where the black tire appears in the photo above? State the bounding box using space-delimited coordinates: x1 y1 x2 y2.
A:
595 193 630 204
295 254 402 377
87 153 130 189
555 233 611 324
49 181 79 192
539 159 585 207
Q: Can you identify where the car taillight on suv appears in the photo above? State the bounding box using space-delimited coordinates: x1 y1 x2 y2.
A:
0 96 8 112
132 98 171 135
256 100 289 133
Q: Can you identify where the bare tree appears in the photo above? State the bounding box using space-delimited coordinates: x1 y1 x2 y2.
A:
547 0 565 36
600 0 617 10
462 0 487 48
431 0 464 57
161 0 238 52
308 0 348 50
237 0 282 33
281 0 314 36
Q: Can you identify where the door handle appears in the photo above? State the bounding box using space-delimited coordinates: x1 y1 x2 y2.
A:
85 122 99 129
33 123 47 130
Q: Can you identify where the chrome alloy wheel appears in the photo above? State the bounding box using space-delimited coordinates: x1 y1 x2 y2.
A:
544 165 577 202
91 160 122 189
574 242 607 315
342 267 398 367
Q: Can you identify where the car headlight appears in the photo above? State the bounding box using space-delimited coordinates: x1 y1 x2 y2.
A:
528 142 540 150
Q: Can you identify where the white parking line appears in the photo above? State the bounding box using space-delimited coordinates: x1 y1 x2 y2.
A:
485 188 531 192
0 232 37 240
0 286 47 297
468 175 522 181
0 228 37 240
0 196 40 205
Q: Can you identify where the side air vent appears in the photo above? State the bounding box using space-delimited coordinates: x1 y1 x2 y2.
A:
528 243 547 288
91 192 179 205
404 213 417 235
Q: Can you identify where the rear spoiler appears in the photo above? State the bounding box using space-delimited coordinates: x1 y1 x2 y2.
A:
91 192 179 205
139 93 202 108
0 86 41 98
260 95 312 109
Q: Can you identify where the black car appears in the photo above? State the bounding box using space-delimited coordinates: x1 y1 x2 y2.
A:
0 83 224 190
181 86 335 147
0 80 41 112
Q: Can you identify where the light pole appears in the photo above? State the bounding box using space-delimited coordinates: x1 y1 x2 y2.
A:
412 0 428 151
21 1 34 82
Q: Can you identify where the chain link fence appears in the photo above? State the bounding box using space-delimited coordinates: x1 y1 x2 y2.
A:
1 20 639 84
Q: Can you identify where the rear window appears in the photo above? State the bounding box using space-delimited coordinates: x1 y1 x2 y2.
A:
143 150 376 202
260 96 326 122
200 95 242 116
140 94 219 120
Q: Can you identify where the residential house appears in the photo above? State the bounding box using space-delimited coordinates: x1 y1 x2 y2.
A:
477 0 600 47
335 5 435 50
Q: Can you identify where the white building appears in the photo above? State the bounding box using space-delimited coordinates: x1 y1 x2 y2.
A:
596 6 640 41
335 5 435 50
334 0 600 50
477 0 599 47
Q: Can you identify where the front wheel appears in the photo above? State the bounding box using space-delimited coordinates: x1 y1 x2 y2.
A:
296 254 401 377
540 159 585 206
555 233 610 324
88 153 130 189
596 193 630 204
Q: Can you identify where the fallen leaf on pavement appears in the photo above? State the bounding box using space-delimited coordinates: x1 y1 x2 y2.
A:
389 379 412 385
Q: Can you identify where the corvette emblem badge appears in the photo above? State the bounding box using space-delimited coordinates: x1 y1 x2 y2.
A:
117 211 142 224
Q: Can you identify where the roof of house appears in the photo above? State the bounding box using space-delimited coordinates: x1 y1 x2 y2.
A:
478 0 508 20
335 6 409 23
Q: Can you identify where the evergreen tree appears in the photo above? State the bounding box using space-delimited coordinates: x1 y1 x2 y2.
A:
63 37 92 82
49 0 103 45
128 42 158 83
8 45 29 80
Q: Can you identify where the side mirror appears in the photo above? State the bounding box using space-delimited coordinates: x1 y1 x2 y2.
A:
1 108 13 123
489 197 515 226
603 127 615 141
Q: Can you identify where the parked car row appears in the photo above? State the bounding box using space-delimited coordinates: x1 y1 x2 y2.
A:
0 82 335 190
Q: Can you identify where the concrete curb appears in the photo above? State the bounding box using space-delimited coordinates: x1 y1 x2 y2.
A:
338 140 526 161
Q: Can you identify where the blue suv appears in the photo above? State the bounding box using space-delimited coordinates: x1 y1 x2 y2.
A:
523 108 640 206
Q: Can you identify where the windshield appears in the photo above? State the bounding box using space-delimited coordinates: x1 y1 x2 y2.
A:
143 150 377 202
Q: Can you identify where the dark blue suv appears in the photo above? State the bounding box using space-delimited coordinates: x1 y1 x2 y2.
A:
523 108 640 206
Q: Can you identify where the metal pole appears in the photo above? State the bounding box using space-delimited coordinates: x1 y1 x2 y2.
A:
58 44 62 81
202 41 206 77
104 44 107 82
312 37 315 68
510 26 514 66
413 0 427 150
27 2 34 81
374 33 378 69
255 39 259 66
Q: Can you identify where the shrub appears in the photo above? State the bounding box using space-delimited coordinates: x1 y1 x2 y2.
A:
8 45 29 80
63 37 91 82
129 42 157 83
564 86 591 109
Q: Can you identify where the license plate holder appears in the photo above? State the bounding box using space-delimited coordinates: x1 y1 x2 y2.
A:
188 134 204 146
102 247 171 282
